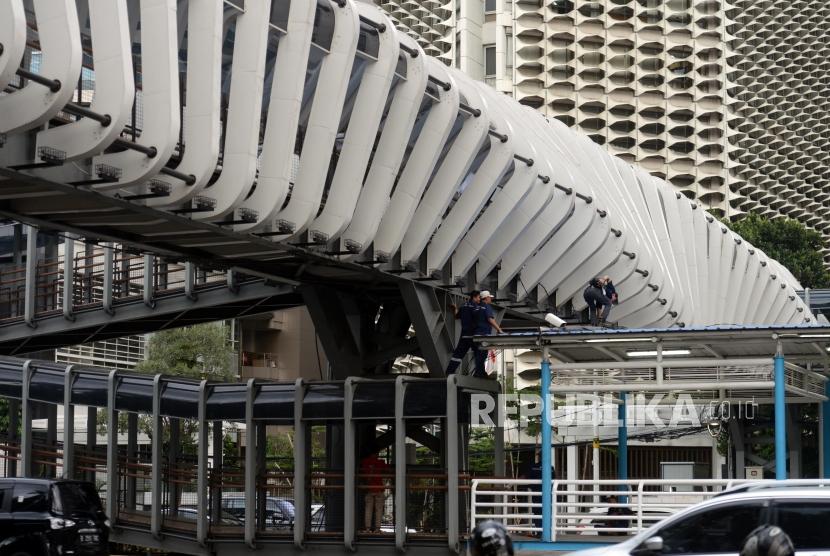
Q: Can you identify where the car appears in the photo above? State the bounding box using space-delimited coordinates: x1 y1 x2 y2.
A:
565 488 830 556
0 478 110 556
220 494 295 528
162 506 244 526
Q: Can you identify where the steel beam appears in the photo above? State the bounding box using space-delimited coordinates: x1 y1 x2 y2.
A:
151 375 163 539
344 377 356 551
103 244 114 315
63 365 75 479
395 376 408 551
446 375 460 553
197 380 208 546
244 378 256 548
400 281 454 375
106 370 119 519
20 360 32 477
185 262 197 301
24 226 37 328
63 237 75 321
293 378 306 548
143 254 155 307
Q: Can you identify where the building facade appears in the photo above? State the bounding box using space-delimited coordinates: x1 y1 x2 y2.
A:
377 0 830 260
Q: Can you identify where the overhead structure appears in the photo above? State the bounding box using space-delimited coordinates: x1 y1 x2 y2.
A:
0 0 813 328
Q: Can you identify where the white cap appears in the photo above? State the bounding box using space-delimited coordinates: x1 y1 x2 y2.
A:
480 290 493 299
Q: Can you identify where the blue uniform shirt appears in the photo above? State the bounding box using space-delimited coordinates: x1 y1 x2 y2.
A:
476 304 496 335
458 301 481 336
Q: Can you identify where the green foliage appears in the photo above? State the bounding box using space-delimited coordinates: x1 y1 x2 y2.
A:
725 212 830 288
134 323 236 380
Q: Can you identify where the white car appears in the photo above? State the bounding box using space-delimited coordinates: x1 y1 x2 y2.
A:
566 488 830 556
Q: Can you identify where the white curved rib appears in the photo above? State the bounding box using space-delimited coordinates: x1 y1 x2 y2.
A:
0 0 81 135
36 0 134 162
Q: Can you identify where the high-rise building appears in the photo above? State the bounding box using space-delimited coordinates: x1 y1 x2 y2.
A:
378 0 830 260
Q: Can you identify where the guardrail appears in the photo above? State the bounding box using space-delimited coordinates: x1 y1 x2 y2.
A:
471 478 830 541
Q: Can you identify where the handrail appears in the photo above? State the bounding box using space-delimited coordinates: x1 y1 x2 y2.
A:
471 478 830 541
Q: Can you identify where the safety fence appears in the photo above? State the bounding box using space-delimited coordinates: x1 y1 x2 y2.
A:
471 478 830 540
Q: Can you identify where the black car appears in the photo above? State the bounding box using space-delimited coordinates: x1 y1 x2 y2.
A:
0 479 109 556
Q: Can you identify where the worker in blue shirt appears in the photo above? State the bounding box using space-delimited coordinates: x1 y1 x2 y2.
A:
446 290 485 376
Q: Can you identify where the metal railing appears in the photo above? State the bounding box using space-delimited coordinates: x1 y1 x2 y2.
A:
471 478 830 541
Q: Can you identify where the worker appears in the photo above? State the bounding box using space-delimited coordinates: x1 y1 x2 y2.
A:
446 290 484 375
471 520 514 556
360 448 391 532
475 291 504 377
583 278 612 326
602 275 618 305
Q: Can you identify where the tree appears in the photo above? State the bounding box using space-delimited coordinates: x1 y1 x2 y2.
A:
98 323 237 457
725 213 830 288
134 323 236 380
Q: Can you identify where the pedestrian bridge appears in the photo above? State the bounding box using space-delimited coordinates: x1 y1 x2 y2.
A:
0 0 812 330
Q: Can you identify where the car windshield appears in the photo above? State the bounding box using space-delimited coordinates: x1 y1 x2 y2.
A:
52 483 104 517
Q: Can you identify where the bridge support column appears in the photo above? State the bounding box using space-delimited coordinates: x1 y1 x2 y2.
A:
400 281 454 375
20 360 32 477
106 371 119 520
196 380 208 546
151 375 163 539
63 366 75 479
23 225 37 328
343 378 356 551
540 348 552 543
446 376 460 553
103 244 114 315
244 379 256 548
293 379 306 548
394 376 407 551
63 237 75 321
774 347 787 479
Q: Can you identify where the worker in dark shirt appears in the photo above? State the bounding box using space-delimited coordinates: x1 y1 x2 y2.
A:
473 291 504 378
446 290 484 375
583 277 613 326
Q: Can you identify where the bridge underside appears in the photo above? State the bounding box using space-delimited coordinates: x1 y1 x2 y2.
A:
0 356 502 555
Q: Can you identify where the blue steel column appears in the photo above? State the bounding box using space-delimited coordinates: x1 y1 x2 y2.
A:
774 345 787 479
540 347 552 543
618 392 628 489
823 379 830 478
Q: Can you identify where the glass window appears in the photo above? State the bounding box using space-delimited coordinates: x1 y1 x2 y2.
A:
484 45 496 77
653 502 764 554
12 483 49 513
53 482 104 516
774 501 830 550
485 0 497 11
505 30 513 69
